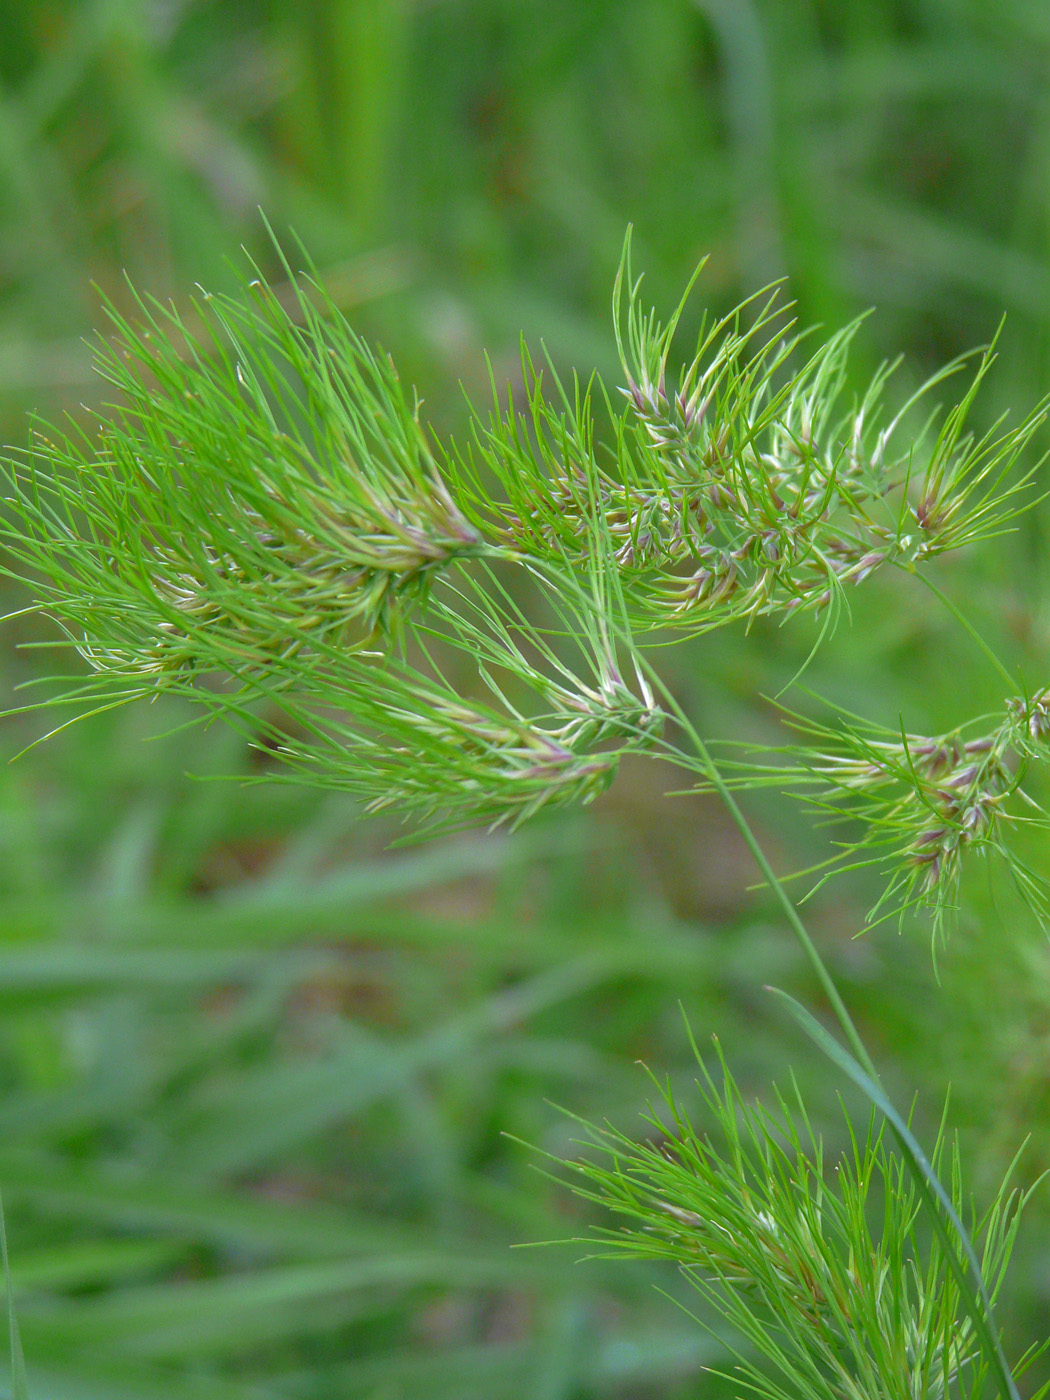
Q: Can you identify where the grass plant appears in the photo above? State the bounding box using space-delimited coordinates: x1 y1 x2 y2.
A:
4 5 1050 1397
2 232 1048 1399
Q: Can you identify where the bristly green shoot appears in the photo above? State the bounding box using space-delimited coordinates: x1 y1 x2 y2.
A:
1 231 1047 1397
547 1041 1047 1400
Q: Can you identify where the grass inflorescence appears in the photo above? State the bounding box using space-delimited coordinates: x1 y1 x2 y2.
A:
551 1043 1044 1400
2 233 1048 1398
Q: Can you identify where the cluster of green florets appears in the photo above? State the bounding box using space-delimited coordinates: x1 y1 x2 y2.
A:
1 237 1047 872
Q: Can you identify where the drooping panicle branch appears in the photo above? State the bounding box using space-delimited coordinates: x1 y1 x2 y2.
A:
702 689 1050 932
0 234 1045 867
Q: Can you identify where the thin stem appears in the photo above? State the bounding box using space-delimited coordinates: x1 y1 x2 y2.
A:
637 656 879 1081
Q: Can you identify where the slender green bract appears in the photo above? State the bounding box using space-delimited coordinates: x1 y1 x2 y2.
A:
1 230 1046 1398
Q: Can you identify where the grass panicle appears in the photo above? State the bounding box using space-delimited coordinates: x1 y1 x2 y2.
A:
553 1045 1041 1400
1 235 1047 1398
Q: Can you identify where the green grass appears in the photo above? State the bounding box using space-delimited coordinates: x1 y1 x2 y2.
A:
0 2 1050 1396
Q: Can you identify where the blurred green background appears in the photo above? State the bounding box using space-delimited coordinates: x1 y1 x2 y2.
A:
2 1 1050 1396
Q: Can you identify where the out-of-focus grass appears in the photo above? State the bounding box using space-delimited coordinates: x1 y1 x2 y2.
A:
1 1 1050 1395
